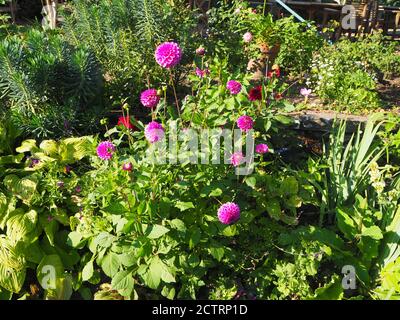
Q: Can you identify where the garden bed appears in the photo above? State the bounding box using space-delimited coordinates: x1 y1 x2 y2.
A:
0 0 399 302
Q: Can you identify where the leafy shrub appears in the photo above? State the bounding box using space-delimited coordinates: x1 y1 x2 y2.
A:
63 0 200 105
0 29 104 138
206 2 324 76
307 33 400 112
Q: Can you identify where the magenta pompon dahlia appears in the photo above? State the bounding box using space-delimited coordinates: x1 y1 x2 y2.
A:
155 42 182 69
226 80 242 95
97 141 116 160
237 115 254 132
144 121 165 143
140 89 160 108
255 143 269 154
217 202 240 225
230 152 244 167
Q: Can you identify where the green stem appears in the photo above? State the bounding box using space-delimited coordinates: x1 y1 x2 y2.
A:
169 70 180 117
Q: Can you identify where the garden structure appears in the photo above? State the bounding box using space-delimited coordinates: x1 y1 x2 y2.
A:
0 0 399 302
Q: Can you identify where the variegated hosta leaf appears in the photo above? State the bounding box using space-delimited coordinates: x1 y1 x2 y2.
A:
16 139 38 153
0 236 26 293
3 174 38 204
58 136 94 163
0 195 17 230
39 140 59 157
6 209 38 245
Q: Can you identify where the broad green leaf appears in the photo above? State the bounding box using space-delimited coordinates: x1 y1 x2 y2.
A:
169 219 186 233
37 255 64 290
67 231 83 248
222 225 237 237
58 137 93 163
161 285 176 300
39 215 58 246
245 176 257 188
175 201 195 211
280 177 298 195
144 256 175 289
24 241 44 264
336 208 358 240
266 198 281 221
39 140 58 157
111 270 134 297
3 175 38 204
0 154 24 165
309 275 343 300
209 245 225 262
6 209 38 244
16 139 37 153
94 232 115 249
188 227 201 248
82 260 94 281
362 226 383 240
274 115 293 125
0 237 26 293
143 224 170 239
119 252 137 267
44 275 73 300
0 288 12 300
101 252 120 278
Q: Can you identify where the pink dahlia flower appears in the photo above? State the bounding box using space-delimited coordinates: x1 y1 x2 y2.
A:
230 152 244 167
226 80 242 95
97 141 116 160
140 89 160 108
255 143 269 154
237 115 254 132
243 32 253 43
144 121 165 143
155 42 182 69
122 162 133 171
217 202 240 224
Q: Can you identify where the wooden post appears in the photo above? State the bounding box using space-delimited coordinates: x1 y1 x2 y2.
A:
43 0 57 29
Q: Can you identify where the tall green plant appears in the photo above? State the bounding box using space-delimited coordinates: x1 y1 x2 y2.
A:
306 115 385 225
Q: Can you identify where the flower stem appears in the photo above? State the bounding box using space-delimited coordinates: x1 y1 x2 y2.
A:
169 70 180 117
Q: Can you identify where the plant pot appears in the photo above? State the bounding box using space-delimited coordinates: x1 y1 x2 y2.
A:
247 42 281 81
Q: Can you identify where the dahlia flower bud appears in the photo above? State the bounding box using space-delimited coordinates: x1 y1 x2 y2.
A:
122 162 133 171
196 46 205 56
